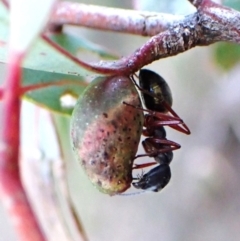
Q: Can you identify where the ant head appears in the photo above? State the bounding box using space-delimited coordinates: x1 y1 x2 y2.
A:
132 164 171 192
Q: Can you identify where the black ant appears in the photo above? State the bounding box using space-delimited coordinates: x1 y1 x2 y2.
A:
124 69 190 192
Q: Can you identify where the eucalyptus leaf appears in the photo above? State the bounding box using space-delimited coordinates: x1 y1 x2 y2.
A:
0 2 117 115
49 32 118 60
223 0 240 11
23 67 87 115
213 43 240 71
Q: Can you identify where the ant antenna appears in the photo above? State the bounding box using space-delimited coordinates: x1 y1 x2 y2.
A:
117 172 147 196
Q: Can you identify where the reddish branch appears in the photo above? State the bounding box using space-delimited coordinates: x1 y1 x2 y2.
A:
47 0 240 75
0 88 3 99
0 53 46 240
0 1 46 240
50 2 185 36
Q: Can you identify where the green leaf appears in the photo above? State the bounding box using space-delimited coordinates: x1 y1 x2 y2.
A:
213 43 240 71
49 32 118 60
223 0 240 11
23 67 87 115
0 2 116 115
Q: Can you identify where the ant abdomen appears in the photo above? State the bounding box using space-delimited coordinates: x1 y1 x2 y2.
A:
139 69 173 113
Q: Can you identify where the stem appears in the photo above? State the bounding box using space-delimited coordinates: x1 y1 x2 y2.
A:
45 1 240 76
42 34 98 73
0 88 3 100
50 2 185 36
0 53 46 241
21 79 87 94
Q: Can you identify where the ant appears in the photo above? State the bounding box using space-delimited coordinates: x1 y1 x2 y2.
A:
124 69 190 192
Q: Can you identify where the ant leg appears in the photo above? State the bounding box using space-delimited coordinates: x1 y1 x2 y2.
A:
132 161 157 170
130 74 168 103
145 115 190 135
124 101 190 134
123 101 183 125
168 124 190 135
130 75 190 134
141 138 179 165
160 101 191 134
144 138 181 150
133 138 180 169
130 75 150 96
142 138 180 159
133 138 180 161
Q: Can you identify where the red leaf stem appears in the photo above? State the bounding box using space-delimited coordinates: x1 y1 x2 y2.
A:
0 88 3 100
0 53 46 241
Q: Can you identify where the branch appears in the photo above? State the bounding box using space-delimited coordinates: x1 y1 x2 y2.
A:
188 0 204 8
46 0 240 75
50 2 185 36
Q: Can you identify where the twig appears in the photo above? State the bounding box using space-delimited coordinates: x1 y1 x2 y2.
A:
50 2 185 36
21 80 87 94
46 0 240 75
